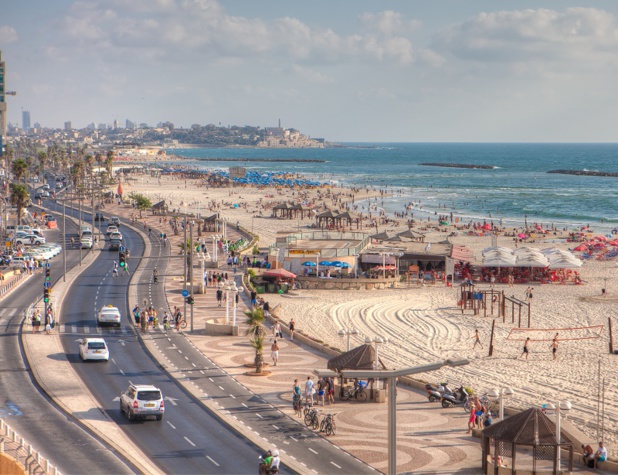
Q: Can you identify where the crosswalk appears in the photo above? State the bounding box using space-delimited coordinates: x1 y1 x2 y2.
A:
56 324 140 335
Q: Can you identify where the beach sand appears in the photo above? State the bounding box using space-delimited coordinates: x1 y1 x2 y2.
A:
118 170 618 457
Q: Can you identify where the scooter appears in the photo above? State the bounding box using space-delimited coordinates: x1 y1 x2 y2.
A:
258 456 279 475
440 385 469 408
425 382 454 402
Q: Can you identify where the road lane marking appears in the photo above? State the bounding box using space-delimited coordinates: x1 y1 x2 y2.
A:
219 386 225 391
272 425 280 430
330 462 342 469
242 403 248 408
309 448 318 455
184 437 195 447
209 378 214 382
229 395 236 399
206 456 219 467
119 369 125 375
167 421 176 429
256 413 263 419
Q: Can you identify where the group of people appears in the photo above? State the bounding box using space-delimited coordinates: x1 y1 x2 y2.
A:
131 304 184 332
31 307 55 334
467 396 492 433
582 441 607 468
295 376 336 408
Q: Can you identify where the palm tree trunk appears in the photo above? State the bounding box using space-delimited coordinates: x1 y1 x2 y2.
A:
255 351 263 373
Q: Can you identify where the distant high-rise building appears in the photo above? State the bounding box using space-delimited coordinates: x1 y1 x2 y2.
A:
126 119 135 130
64 121 72 131
113 119 118 130
22 110 31 131
0 51 7 138
87 122 96 130
33 122 41 129
98 123 107 131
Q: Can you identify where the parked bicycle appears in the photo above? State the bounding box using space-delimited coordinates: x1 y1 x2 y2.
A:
339 384 368 402
319 413 337 436
304 407 320 430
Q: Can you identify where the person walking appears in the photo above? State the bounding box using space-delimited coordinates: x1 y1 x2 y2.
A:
472 329 483 349
289 319 296 341
271 339 280 366
112 261 118 277
550 333 559 360
216 288 223 307
304 376 314 405
327 376 335 405
518 337 531 360
293 379 302 417
467 402 477 434
316 378 326 406
273 321 282 339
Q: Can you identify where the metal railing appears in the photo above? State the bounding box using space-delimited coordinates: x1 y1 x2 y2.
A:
0 418 60 475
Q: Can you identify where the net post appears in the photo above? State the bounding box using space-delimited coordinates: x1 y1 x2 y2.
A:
609 317 614 354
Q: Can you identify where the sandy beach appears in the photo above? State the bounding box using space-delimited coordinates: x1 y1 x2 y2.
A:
116 169 618 457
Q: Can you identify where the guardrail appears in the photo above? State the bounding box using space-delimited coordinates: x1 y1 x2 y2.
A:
0 418 60 475
0 270 28 297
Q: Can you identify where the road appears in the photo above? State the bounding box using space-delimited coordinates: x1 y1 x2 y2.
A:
56 218 265 474
0 216 135 475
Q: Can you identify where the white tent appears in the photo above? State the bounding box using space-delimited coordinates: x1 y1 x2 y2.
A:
515 254 550 267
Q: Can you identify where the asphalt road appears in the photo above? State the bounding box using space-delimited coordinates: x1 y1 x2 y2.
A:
0 217 135 475
56 218 265 474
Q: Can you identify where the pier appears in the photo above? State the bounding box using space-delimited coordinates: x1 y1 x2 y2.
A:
547 169 618 178
420 162 495 170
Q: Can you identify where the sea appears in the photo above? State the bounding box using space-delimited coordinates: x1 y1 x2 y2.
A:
164 142 618 233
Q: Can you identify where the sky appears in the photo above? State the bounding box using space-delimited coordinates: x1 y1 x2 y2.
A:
2 0 618 142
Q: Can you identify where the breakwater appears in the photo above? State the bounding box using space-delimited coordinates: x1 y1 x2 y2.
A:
195 158 325 163
547 170 618 178
420 162 495 170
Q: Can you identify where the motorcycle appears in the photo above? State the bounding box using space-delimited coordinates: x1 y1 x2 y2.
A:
440 385 469 408
258 453 279 475
425 381 454 402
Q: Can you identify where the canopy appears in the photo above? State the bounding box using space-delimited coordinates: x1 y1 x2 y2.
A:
327 343 387 371
515 254 550 267
373 265 396 271
263 268 297 279
319 261 333 266
482 246 513 256
301 261 316 266
331 261 345 267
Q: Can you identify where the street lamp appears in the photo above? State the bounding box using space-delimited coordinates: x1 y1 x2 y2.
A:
316 252 320 277
365 336 388 370
211 234 221 262
225 284 231 324
273 247 280 269
338 328 359 351
488 387 515 421
231 283 244 327
542 400 572 469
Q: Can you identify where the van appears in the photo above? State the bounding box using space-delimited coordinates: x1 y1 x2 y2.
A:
16 225 32 233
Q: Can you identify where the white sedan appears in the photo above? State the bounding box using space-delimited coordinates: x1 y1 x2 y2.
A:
97 306 121 327
79 338 109 361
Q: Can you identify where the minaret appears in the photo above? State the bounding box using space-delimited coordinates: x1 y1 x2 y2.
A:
278 118 281 129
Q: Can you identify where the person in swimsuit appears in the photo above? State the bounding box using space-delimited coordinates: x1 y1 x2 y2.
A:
550 333 558 360
518 337 530 360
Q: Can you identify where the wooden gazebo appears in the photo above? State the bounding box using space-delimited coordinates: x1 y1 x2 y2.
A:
151 200 169 215
316 209 362 230
272 202 313 219
201 213 219 232
327 343 388 400
481 408 573 474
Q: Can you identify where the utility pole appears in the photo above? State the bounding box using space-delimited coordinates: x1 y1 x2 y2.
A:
189 221 194 333
183 220 187 324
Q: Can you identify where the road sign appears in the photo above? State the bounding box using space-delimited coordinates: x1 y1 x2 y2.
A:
43 281 51 288
119 246 126 252
181 289 189 297
45 262 51 268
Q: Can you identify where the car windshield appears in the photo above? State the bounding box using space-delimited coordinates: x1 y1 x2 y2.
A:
137 390 162 401
87 342 106 350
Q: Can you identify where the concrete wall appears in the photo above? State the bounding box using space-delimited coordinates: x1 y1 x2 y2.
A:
204 318 238 336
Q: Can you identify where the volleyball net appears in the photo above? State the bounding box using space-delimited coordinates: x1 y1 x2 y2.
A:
506 325 604 342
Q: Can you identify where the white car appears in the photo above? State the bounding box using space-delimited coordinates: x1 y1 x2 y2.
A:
38 244 61 256
98 305 121 327
120 384 164 421
15 234 46 246
109 232 123 241
80 237 93 249
106 225 118 236
79 338 109 361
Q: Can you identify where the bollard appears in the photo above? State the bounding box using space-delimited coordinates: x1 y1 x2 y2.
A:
46 460 50 471
20 437 24 447
28 444 32 455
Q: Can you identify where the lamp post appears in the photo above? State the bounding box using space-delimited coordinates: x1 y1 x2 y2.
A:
232 283 244 327
338 328 359 351
212 234 221 262
316 252 320 277
273 247 280 269
225 284 231 324
366 336 388 370
542 400 572 469
488 387 515 421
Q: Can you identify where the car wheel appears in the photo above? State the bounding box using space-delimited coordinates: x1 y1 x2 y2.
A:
127 410 134 421
156 415 162 421
119 402 124 415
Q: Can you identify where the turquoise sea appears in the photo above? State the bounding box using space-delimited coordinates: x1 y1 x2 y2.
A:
166 143 618 232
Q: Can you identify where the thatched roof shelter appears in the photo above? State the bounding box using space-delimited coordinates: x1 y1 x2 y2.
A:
327 343 387 371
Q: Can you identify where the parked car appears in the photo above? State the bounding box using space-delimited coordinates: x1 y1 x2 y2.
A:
97 305 121 326
79 338 110 361
15 234 46 246
119 384 164 421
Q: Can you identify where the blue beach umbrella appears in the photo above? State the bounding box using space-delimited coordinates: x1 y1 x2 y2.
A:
319 261 332 266
340 263 351 269
331 261 344 267
302 261 316 266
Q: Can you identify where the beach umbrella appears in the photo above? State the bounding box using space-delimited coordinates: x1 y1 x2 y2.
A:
331 261 344 267
517 233 527 239
263 268 297 279
302 261 316 266
319 261 332 266
340 263 351 268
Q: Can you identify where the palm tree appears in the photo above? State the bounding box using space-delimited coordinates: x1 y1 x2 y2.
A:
11 158 29 183
105 150 114 181
244 307 266 373
9 183 30 225
37 151 48 179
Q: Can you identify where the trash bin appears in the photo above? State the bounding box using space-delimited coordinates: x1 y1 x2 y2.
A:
256 285 266 294
375 389 387 403
267 284 276 293
280 284 289 293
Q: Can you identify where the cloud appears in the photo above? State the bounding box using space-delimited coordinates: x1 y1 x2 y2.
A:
0 26 18 44
433 8 618 65
51 1 420 65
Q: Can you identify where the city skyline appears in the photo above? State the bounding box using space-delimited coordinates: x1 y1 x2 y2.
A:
3 1 618 142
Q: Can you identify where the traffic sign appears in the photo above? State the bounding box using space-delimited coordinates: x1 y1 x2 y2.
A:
43 281 51 288
181 289 189 297
119 246 126 252
45 262 51 268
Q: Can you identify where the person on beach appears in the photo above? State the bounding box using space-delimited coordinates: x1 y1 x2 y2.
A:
472 329 483 349
467 402 477 433
518 337 530 360
524 286 531 301
550 333 559 360
304 376 314 405
289 319 295 341
582 444 594 465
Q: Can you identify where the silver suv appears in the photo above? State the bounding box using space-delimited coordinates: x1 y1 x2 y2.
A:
119 384 165 421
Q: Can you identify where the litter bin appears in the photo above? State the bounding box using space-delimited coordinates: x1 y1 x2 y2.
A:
255 285 266 294
375 389 387 403
267 284 276 293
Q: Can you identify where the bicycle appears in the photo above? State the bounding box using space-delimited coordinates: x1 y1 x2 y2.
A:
304 407 320 430
339 385 368 402
293 396 303 418
319 413 337 436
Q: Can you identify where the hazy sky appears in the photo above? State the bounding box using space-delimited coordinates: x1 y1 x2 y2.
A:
3 1 618 142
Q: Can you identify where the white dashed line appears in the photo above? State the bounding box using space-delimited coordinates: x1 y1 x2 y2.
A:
272 425 280 430
167 421 176 429
184 437 195 447
256 413 263 419
206 456 219 467
242 403 248 408
219 386 225 391
309 448 318 455
229 394 236 399
330 462 342 469
209 378 214 382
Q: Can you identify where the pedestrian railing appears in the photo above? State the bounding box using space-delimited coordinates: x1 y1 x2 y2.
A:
0 418 61 475
0 269 29 296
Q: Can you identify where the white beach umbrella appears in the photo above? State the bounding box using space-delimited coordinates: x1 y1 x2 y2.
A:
482 246 513 256
515 254 550 267
547 257 583 269
482 255 517 267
